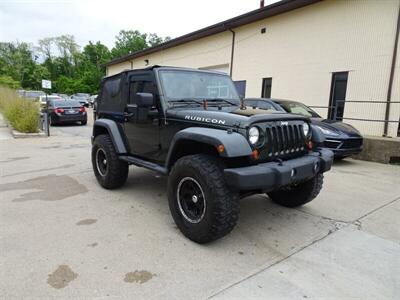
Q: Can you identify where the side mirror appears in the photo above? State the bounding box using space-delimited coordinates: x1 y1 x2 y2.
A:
135 93 154 107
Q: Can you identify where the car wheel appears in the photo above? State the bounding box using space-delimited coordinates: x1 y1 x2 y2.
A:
168 154 239 243
268 174 324 208
92 134 128 189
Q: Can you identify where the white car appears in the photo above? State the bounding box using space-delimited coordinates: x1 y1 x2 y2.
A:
39 95 63 107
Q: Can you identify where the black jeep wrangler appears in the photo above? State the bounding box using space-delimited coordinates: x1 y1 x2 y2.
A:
92 66 333 243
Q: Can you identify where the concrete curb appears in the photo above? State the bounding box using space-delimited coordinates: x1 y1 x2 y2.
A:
11 129 47 138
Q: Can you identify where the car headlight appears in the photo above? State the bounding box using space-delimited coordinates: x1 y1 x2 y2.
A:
248 126 260 145
302 122 310 137
315 125 339 136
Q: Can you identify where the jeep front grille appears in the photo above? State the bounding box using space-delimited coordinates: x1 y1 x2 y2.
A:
264 123 306 160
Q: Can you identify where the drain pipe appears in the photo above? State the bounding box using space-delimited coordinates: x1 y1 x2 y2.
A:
383 5 400 136
229 28 236 78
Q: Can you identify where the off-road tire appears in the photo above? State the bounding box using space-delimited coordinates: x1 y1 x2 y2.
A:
168 154 239 243
268 174 324 208
92 134 128 189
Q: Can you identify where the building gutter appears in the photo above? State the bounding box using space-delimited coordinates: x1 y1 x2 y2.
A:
383 4 400 136
229 29 236 77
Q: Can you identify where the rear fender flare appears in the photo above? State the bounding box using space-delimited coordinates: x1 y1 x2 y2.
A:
92 119 128 154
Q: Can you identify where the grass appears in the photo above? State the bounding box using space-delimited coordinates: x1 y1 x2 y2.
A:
0 85 40 133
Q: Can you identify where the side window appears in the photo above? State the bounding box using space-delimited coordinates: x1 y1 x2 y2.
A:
103 77 121 105
129 81 156 104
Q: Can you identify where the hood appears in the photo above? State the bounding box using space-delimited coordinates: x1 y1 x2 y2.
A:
311 118 362 137
166 106 308 128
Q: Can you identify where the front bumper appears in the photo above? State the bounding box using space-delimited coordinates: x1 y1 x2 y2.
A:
323 138 363 157
224 149 333 191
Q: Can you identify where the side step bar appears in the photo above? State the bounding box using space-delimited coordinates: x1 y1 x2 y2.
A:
119 155 168 175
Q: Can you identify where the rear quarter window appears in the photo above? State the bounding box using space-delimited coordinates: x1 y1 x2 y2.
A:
100 77 123 112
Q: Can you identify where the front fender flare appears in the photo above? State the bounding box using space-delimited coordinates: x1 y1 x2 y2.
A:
166 127 252 167
92 119 128 154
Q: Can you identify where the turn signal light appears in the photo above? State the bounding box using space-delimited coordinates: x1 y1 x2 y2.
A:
217 144 225 153
252 149 260 160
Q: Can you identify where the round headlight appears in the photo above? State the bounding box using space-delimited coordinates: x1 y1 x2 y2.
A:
248 126 260 145
303 122 310 136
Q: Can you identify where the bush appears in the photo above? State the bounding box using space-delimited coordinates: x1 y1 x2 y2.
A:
0 85 39 133
0 76 21 89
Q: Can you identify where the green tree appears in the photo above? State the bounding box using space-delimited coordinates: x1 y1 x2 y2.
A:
148 33 171 47
0 75 20 89
111 30 169 58
0 30 169 94
111 30 148 58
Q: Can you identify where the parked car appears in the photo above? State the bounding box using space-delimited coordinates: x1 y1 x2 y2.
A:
48 99 87 125
245 98 363 159
19 90 45 100
52 93 69 100
89 95 97 107
71 93 90 107
39 95 63 107
91 66 334 243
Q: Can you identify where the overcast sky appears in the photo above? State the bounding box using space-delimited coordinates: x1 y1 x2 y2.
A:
0 0 277 50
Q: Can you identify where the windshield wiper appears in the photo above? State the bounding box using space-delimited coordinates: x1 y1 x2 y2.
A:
169 98 203 106
205 98 237 106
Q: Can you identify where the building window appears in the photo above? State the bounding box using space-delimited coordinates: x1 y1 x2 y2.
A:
233 80 246 98
261 77 272 98
328 72 348 120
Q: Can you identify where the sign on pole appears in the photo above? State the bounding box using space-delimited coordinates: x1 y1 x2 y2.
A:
42 79 52 89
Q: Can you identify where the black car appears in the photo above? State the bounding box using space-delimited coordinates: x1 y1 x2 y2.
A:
245 98 363 159
91 66 333 243
48 100 87 125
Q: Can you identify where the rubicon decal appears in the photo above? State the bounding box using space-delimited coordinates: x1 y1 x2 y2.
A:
184 115 226 125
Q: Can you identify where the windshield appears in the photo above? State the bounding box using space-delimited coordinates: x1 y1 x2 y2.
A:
277 101 321 118
159 70 240 104
53 100 80 107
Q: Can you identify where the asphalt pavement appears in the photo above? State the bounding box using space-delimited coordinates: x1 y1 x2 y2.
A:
0 108 399 299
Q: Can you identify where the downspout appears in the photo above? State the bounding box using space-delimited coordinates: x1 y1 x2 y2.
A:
229 28 236 78
130 60 133 69
383 4 400 136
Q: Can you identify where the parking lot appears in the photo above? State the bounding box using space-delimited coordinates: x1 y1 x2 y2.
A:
0 108 399 299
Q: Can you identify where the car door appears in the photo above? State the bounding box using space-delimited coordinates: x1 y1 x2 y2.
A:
124 73 162 162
